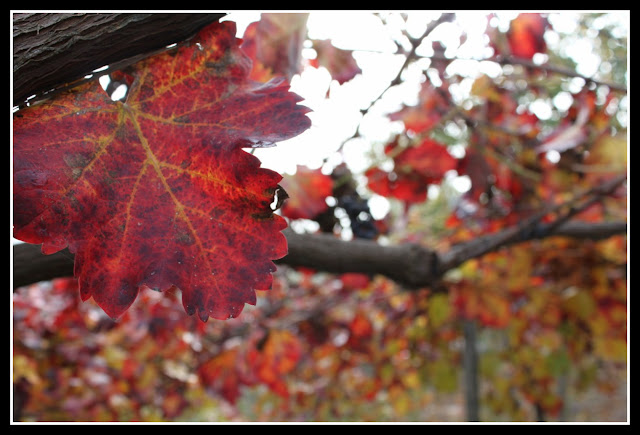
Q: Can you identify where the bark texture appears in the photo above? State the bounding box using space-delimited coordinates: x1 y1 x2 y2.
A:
13 12 225 106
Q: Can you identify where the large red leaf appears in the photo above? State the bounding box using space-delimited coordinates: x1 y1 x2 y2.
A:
13 21 311 322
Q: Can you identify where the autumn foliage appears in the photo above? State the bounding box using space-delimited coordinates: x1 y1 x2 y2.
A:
13 12 627 422
13 21 311 322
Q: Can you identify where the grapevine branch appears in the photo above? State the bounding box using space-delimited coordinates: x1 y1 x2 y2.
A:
358 13 455 118
13 216 626 291
438 174 627 274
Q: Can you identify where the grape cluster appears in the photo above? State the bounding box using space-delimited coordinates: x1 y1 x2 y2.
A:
339 195 378 240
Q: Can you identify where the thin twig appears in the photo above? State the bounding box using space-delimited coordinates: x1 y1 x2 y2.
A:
360 13 455 118
490 54 627 94
344 50 627 95
439 173 627 272
422 53 627 94
326 13 455 161
540 173 627 235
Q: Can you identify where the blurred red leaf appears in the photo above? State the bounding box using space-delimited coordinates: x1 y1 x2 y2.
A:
247 330 302 398
340 273 371 291
388 81 449 134
311 39 362 84
346 311 374 353
493 161 524 201
198 347 247 404
366 166 428 203
507 13 548 59
241 13 309 83
280 165 334 220
394 138 457 181
161 391 188 419
13 21 311 322
367 138 456 204
349 311 373 339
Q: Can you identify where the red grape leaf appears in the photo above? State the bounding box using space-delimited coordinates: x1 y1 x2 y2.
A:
393 138 457 181
198 347 247 404
13 21 311 322
348 311 373 340
340 272 371 290
366 167 428 204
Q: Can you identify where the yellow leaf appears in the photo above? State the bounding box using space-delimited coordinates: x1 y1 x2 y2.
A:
389 385 411 415
584 132 627 172
401 370 421 389
594 337 627 362
562 288 596 321
470 74 501 102
13 354 41 384
102 346 127 371
428 293 451 328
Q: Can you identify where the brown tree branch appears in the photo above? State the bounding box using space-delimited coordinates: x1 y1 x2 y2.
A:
439 173 627 272
13 219 626 291
12 12 226 107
